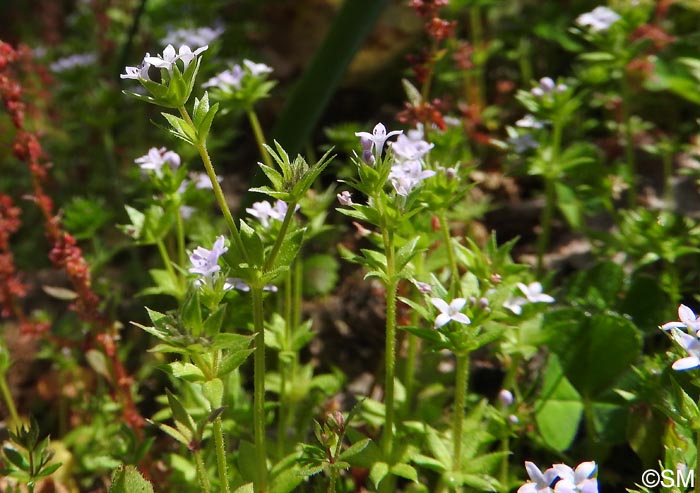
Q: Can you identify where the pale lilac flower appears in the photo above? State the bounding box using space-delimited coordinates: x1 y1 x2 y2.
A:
531 77 567 97
411 279 433 294
50 52 97 72
337 191 353 206
135 147 181 177
661 304 700 334
518 462 558 493
516 115 545 129
509 414 520 424
576 6 621 32
190 171 222 189
430 297 471 329
180 205 195 219
498 389 514 408
389 160 436 196
670 329 700 371
120 57 151 81
355 123 403 157
504 282 554 315
189 235 227 278
162 26 224 49
246 200 288 228
508 134 540 153
243 59 273 77
551 462 598 493
390 133 434 161
177 45 208 68
202 65 245 90
145 44 207 73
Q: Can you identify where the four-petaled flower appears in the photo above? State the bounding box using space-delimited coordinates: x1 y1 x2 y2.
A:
203 65 245 90
337 191 353 206
517 461 559 493
661 304 700 334
355 123 403 157
669 329 700 371
551 462 598 493
144 44 207 73
246 200 289 228
189 235 228 279
576 6 621 33
243 59 273 77
120 54 151 81
430 297 471 329
135 147 181 177
504 282 555 315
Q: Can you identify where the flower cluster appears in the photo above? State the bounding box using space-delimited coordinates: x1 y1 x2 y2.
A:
121 43 208 81
49 52 97 72
135 147 181 177
531 77 568 98
575 6 621 33
189 235 227 281
431 297 470 328
202 59 273 92
388 124 436 196
518 461 598 493
162 25 224 49
504 282 555 315
661 305 700 371
246 200 290 228
355 123 403 164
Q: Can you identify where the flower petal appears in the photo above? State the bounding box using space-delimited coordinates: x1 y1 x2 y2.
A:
430 298 450 313
450 298 467 312
672 357 700 371
451 313 471 325
434 313 451 329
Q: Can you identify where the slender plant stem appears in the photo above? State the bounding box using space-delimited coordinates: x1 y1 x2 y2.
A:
0 373 19 425
263 199 298 273
620 75 636 208
156 239 179 293
247 109 274 170
213 416 231 493
175 205 186 271
178 106 248 262
381 228 397 460
193 449 212 493
329 469 338 493
439 212 459 297
277 270 293 456
251 287 268 493
468 5 485 111
536 119 562 276
695 429 700 493
452 353 469 479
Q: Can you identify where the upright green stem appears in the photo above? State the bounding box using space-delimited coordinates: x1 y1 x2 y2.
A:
452 353 470 480
193 449 212 493
439 212 459 297
251 287 268 493
213 416 231 493
175 205 187 271
620 76 636 208
468 5 485 111
381 229 398 460
536 119 563 276
0 373 19 425
263 199 298 272
156 239 180 295
695 429 700 493
247 109 274 170
178 106 248 262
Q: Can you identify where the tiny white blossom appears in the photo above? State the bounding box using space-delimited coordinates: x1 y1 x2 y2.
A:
516 115 545 129
50 52 97 72
504 282 554 315
389 160 436 196
551 461 598 493
243 59 273 77
135 147 181 177
224 278 278 293
518 462 558 493
203 64 245 90
246 200 288 228
531 77 567 97
508 134 540 153
430 297 471 329
355 123 403 157
177 44 208 68
190 171 222 189
145 44 207 73
576 6 621 33
162 26 224 49
661 304 700 334
670 329 700 371
411 279 433 294
498 389 514 408
189 235 227 278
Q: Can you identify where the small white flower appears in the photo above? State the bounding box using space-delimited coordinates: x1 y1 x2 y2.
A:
430 297 471 329
243 59 273 77
531 77 567 97
145 44 207 73
202 65 244 90
189 235 227 278
389 160 436 196
411 279 433 294
177 44 208 68
390 131 434 161
135 147 181 177
224 278 278 293
518 462 558 493
162 26 224 49
50 52 97 72
551 461 598 493
190 171 222 189
504 282 554 315
576 6 621 33
670 329 700 371
516 115 545 129
246 200 288 228
661 304 700 334
508 134 540 153
355 123 403 157
337 191 353 206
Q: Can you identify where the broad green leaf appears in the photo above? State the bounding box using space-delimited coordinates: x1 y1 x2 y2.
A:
370 461 389 488
109 465 154 493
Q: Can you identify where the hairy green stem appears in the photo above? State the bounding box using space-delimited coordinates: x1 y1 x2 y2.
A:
213 416 231 493
156 239 180 297
452 353 469 479
175 205 186 271
439 213 459 297
695 428 700 493
193 448 212 493
0 373 19 426
252 287 268 493
263 199 298 273
178 106 248 262
247 109 274 170
381 228 398 460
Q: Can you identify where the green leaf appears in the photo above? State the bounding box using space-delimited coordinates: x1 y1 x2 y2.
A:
217 348 254 377
391 463 418 482
203 304 227 337
181 290 203 337
339 438 371 460
166 389 196 440
535 354 583 451
168 362 205 382
3 446 28 470
303 254 339 296
272 229 305 272
202 378 224 408
369 461 389 488
240 221 265 268
109 465 154 493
